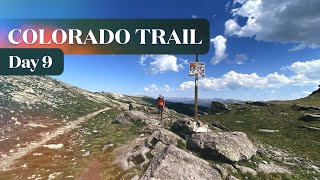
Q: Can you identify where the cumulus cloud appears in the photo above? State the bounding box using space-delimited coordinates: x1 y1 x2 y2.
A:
225 0 320 50
210 35 228 65
139 55 187 74
286 59 320 79
144 84 172 92
180 59 320 90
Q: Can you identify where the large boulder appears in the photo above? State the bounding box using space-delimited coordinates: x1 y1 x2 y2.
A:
146 128 185 147
292 104 320 111
170 117 196 137
139 145 222 180
187 132 257 162
299 114 320 122
210 101 231 114
115 110 156 125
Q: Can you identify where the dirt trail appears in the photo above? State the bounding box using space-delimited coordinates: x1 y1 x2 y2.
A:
0 107 110 171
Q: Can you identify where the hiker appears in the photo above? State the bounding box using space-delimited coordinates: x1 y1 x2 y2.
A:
156 95 165 122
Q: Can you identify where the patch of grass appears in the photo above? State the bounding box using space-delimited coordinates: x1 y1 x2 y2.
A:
177 139 187 150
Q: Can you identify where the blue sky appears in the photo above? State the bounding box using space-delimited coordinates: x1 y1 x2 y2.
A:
1 0 320 101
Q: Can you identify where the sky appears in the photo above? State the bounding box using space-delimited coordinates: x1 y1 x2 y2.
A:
1 0 320 101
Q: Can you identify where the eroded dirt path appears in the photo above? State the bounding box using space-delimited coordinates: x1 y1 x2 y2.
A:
0 107 110 171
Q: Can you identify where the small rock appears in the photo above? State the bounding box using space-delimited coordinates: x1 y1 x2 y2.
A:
103 144 114 151
43 144 64 149
259 129 279 133
82 151 90 157
227 175 240 180
257 162 291 174
235 165 257 176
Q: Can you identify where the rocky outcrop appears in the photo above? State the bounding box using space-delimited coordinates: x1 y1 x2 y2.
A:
146 128 185 147
187 132 257 162
245 101 275 106
139 145 222 180
257 162 291 174
210 101 231 114
115 110 156 125
211 120 230 132
292 104 320 111
299 114 320 122
170 117 196 137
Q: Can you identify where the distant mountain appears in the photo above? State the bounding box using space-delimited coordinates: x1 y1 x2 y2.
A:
166 97 242 107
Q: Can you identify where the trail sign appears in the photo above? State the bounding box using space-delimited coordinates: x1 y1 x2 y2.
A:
189 62 205 77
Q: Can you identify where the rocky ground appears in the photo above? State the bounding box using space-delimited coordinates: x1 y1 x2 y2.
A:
0 76 319 179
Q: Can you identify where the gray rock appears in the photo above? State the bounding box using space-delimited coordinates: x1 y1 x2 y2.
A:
82 151 90 157
150 141 167 156
187 132 257 162
299 114 320 122
259 129 279 133
214 164 228 179
103 144 114 151
235 165 257 176
115 110 155 125
210 101 231 114
246 101 273 106
292 104 320 111
222 163 238 174
227 175 239 180
170 117 196 137
129 103 135 110
147 128 185 147
211 120 230 132
139 145 222 180
257 162 291 174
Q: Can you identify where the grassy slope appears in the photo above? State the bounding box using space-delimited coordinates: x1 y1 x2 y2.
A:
201 94 320 167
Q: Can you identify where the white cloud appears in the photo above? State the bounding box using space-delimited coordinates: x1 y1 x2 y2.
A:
180 59 320 90
286 59 320 79
225 0 320 50
225 19 241 36
210 35 228 65
139 55 187 74
144 84 172 92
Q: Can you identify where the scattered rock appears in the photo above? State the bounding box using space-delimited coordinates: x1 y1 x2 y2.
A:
187 132 257 162
227 175 239 180
139 145 222 180
103 144 114 151
48 172 63 180
292 104 320 111
246 101 273 106
259 129 279 133
146 128 185 147
43 144 64 149
298 125 320 131
115 110 156 125
210 101 231 114
211 120 230 132
82 151 90 157
299 114 320 122
235 165 257 176
170 117 196 137
33 153 43 156
257 162 291 174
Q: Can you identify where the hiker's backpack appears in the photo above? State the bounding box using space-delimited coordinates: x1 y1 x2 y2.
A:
156 98 164 107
